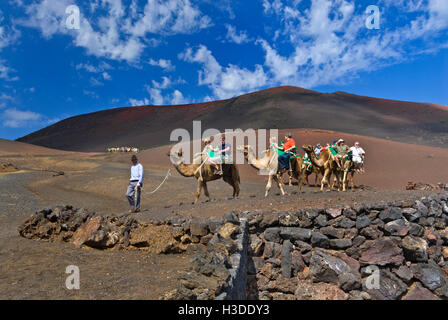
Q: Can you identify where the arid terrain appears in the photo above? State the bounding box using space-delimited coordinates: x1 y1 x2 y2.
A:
1 125 448 299
1 87 448 299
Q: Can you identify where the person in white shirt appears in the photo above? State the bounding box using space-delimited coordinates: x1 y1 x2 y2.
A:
350 142 366 172
126 155 144 213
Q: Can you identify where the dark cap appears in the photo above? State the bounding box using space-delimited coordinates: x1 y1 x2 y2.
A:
131 155 138 161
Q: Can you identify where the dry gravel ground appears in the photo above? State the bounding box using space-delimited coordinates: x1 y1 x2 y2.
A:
0 152 444 299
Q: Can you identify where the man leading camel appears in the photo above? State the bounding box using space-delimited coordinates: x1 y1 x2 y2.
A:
126 155 144 213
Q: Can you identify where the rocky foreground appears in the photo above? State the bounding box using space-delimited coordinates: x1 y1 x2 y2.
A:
18 193 448 300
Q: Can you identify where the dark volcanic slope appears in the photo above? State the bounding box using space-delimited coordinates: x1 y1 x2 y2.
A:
18 86 448 152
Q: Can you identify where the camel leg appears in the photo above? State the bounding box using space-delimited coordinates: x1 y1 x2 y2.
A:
297 171 303 198
321 169 331 191
265 175 273 197
274 174 286 196
342 171 348 192
223 175 239 198
202 181 211 201
303 172 309 186
194 179 203 204
350 172 355 190
288 169 293 186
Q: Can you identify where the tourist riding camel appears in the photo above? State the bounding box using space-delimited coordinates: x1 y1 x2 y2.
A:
302 144 343 191
237 137 303 197
334 139 350 170
350 141 366 173
202 138 223 175
275 133 296 170
169 146 240 204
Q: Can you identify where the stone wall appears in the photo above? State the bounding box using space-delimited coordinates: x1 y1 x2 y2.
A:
18 207 249 300
18 193 448 300
244 193 448 300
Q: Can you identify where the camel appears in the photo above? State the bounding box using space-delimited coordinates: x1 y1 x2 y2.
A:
341 160 359 191
302 145 343 191
302 164 323 187
168 149 240 204
237 144 303 197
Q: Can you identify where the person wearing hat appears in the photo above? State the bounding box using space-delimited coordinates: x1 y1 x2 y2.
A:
314 143 322 158
350 141 366 172
334 139 350 169
126 155 144 213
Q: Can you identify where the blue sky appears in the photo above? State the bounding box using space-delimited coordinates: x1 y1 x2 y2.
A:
0 0 447 140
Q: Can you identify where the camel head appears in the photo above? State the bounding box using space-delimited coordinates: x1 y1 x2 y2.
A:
236 145 254 156
168 148 184 165
302 144 314 153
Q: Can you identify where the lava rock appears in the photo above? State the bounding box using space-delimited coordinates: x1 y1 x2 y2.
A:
360 226 383 240
363 270 407 300
309 248 361 291
359 238 404 266
329 238 352 250
280 227 312 241
356 215 371 229
281 240 293 278
263 227 281 242
320 226 345 239
401 235 428 262
384 219 410 237
379 207 403 222
326 208 342 218
402 282 441 300
402 208 420 222
311 232 330 248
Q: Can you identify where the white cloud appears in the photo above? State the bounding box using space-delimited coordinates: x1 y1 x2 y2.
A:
147 87 164 105
180 45 268 99
129 97 150 106
76 62 111 73
257 0 448 89
171 89 187 105
151 76 172 89
2 108 42 128
0 10 20 81
18 0 212 63
148 58 175 71
0 93 14 109
225 24 250 44
0 60 18 81
102 72 112 80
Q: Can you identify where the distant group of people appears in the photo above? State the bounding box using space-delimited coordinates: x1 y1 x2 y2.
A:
107 146 139 153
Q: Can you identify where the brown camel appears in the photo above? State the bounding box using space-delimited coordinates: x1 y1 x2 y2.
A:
168 149 240 203
341 160 358 191
237 144 303 197
302 164 323 187
302 145 343 191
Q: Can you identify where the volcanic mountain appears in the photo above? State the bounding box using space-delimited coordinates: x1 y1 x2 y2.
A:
17 86 448 152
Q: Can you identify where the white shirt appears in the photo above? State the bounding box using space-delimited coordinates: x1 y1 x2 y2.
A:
350 146 365 158
130 163 144 185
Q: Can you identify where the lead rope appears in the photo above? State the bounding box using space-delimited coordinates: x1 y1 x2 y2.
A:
135 169 172 202
194 152 211 180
